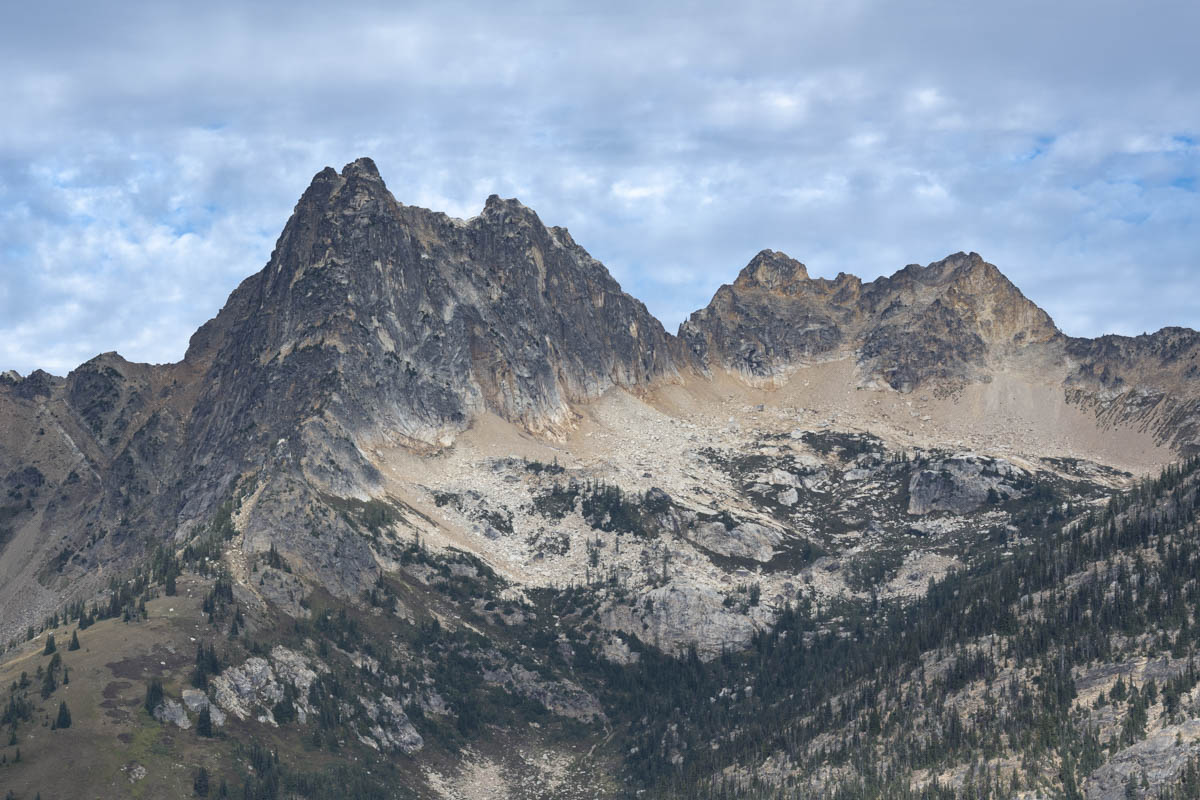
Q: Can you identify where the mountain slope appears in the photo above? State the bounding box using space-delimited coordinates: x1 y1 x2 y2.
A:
611 455 1200 799
0 158 686 639
681 250 1200 455
2 158 1200 799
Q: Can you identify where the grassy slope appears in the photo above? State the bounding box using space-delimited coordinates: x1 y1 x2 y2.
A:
0 553 620 800
0 576 235 798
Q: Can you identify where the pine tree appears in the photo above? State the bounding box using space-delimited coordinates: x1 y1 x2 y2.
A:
194 766 210 796
42 634 55 655
68 630 80 651
193 642 208 688
166 571 177 596
145 678 164 715
197 705 214 738
40 666 56 699
55 700 71 729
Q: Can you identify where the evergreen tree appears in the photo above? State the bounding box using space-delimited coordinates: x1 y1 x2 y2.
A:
197 705 214 738
42 633 55 655
145 678 164 715
55 700 71 729
68 630 80 651
193 642 208 688
40 666 56 699
194 766 211 797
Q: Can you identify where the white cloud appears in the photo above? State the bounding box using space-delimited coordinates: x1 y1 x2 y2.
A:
907 87 945 113
0 0 1198 372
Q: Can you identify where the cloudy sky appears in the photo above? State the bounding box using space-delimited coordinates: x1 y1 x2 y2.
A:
1 0 1197 374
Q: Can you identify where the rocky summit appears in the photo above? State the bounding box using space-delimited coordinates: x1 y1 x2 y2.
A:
2 159 1200 799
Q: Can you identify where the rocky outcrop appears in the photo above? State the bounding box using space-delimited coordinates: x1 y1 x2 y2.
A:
682 251 1059 391
1065 328 1200 455
1085 719 1200 800
906 455 1025 515
356 694 424 754
480 658 606 723
602 579 772 659
680 250 854 377
688 520 782 562
209 646 322 724
182 688 227 727
152 698 191 729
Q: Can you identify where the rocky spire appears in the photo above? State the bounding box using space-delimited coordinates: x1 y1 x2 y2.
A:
732 249 811 292
183 156 683 478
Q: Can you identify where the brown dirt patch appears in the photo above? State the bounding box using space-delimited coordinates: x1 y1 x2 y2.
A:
106 643 189 680
102 679 132 700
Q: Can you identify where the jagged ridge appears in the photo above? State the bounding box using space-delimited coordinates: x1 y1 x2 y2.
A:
2 157 1200 645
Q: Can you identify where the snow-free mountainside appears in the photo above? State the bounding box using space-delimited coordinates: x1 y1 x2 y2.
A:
2 159 1200 799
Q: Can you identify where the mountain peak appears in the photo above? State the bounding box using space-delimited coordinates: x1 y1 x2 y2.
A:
341 156 381 180
685 250 1063 389
932 251 997 280
187 159 680 463
733 250 810 292
296 165 342 207
481 193 538 222
296 158 388 209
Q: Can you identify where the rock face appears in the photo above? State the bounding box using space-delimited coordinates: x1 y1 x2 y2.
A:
153 699 191 729
185 157 681 460
681 250 1059 390
1084 719 1200 800
1065 327 1200 455
689 520 782 562
0 159 686 639
602 579 772 658
357 694 424 754
679 248 1200 455
906 455 1025 516
2 156 1200 647
209 646 322 724
679 250 854 377
480 658 606 723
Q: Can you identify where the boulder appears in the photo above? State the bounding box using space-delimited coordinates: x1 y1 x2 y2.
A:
153 699 190 730
690 520 782 562
907 455 1024 515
